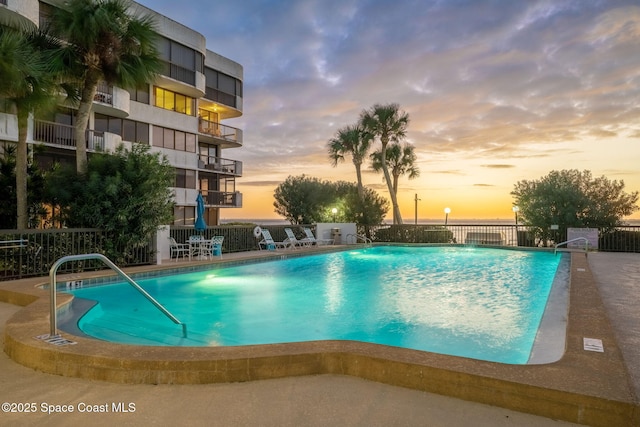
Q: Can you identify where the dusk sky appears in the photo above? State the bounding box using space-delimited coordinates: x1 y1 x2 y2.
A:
136 0 640 221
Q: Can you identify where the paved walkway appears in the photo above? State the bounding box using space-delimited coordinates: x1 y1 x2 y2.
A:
588 252 640 400
0 305 579 426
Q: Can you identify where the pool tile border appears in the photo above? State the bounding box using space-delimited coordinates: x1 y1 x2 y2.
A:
1 251 639 427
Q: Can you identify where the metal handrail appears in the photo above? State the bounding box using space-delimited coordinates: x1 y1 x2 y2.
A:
554 237 590 255
346 233 372 245
49 254 187 338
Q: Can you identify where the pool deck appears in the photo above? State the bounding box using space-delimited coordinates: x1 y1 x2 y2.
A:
1 247 639 426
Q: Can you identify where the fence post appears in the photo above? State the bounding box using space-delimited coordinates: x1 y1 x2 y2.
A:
156 226 170 265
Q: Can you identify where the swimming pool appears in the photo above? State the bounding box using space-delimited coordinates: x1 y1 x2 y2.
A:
68 246 564 364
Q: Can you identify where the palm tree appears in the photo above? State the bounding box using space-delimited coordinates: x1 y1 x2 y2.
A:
360 103 410 224
327 124 372 204
0 28 56 229
48 0 162 173
370 143 420 211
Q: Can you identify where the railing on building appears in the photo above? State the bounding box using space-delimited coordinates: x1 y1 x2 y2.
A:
94 82 113 105
161 61 196 86
197 155 242 175
201 190 241 207
198 118 242 145
33 120 105 151
204 87 236 108
2 225 638 281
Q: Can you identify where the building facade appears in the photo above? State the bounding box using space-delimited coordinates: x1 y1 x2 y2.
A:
0 0 243 226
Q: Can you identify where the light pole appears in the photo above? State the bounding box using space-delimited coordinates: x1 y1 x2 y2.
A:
444 207 451 225
414 193 420 225
512 206 519 225
331 207 337 222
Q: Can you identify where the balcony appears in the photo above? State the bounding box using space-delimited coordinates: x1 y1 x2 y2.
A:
198 118 243 147
197 155 242 176
93 82 130 117
33 120 123 152
202 190 242 208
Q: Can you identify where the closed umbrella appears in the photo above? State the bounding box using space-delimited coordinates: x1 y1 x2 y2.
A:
195 192 207 232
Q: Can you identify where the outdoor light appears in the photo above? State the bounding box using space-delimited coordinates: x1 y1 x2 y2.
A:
444 207 451 225
512 206 519 225
332 207 338 222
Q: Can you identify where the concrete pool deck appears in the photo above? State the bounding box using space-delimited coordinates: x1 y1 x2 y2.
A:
1 248 639 426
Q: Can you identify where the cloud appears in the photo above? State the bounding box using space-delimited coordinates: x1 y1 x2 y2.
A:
481 164 516 169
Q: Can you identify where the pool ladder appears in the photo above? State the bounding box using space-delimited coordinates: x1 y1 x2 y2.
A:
346 233 373 246
48 253 187 338
554 237 591 255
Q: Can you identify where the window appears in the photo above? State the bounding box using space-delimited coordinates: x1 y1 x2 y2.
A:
154 87 194 116
95 114 149 144
175 168 196 189
152 125 196 152
128 85 150 104
173 206 195 226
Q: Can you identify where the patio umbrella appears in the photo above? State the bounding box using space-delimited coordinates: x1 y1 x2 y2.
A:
195 192 207 232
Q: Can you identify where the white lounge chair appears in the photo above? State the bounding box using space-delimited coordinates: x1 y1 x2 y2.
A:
258 229 289 250
169 237 190 261
302 227 332 246
284 228 305 248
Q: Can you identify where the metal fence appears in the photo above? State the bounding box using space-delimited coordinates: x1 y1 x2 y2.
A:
0 229 151 281
1 224 638 281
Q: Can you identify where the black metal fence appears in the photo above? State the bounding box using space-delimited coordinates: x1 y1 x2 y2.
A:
0 229 151 281
1 225 638 281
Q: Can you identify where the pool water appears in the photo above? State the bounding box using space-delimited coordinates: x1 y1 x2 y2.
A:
69 246 563 364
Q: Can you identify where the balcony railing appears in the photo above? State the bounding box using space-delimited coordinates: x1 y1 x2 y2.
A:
94 82 113 105
161 61 196 86
198 118 242 145
198 155 242 175
202 190 241 207
33 120 104 151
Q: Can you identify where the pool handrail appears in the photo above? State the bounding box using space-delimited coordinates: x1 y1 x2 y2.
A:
554 237 590 255
48 253 187 338
346 233 372 245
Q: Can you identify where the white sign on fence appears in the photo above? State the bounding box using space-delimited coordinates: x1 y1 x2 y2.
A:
567 228 599 250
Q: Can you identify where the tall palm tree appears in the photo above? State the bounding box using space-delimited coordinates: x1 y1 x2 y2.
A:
0 28 56 229
327 124 372 204
48 0 162 173
360 103 410 224
370 143 420 207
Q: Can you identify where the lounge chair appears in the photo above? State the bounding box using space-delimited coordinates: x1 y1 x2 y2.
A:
258 229 290 250
211 236 224 258
284 228 305 248
302 227 332 246
169 237 190 261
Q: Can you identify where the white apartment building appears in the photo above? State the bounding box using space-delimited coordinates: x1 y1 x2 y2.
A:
0 0 243 226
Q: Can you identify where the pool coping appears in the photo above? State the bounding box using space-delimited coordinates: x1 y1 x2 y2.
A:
1 249 639 427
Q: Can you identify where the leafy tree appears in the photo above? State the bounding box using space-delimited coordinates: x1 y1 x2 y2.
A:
0 27 58 229
327 124 372 206
273 175 389 225
47 0 162 173
370 143 419 195
511 169 639 244
46 144 174 262
273 175 336 224
0 145 48 229
360 103 410 224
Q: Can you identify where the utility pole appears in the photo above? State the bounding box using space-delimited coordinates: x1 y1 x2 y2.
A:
414 193 420 225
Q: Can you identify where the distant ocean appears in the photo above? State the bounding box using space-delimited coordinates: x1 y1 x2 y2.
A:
221 218 640 226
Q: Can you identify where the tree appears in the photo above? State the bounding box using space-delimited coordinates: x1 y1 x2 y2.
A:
0 27 57 229
370 142 420 196
48 0 162 173
0 145 48 229
511 169 639 244
46 144 175 263
273 175 389 225
327 124 372 205
360 103 410 224
273 175 336 224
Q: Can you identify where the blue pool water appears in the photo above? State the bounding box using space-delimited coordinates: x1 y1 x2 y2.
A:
68 246 563 364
